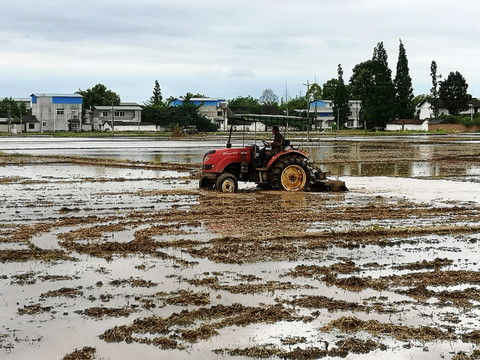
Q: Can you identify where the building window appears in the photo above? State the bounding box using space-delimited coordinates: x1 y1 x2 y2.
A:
29 123 35 130
115 111 125 117
71 123 78 129
102 111 108 117
57 108 65 115
43 121 47 127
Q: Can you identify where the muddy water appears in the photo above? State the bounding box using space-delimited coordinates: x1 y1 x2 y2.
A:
1 135 480 360
2 134 479 179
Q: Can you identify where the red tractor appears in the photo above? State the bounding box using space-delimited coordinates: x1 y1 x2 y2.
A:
199 118 347 193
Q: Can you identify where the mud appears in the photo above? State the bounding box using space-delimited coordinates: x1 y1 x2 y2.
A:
1 135 480 359
61 346 96 360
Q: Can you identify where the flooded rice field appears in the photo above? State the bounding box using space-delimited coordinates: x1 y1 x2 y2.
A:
1 134 480 360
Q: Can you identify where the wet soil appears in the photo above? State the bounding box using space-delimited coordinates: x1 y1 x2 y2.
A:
1 136 480 359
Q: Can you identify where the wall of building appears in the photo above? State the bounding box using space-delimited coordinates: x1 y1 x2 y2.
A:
91 105 142 131
24 122 40 132
386 123 428 131
417 102 449 120
31 95 82 131
309 100 361 129
0 122 32 133
100 122 158 132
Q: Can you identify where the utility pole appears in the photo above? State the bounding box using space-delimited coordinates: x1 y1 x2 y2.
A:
7 104 11 133
285 82 288 116
111 100 115 133
336 108 339 130
303 81 310 146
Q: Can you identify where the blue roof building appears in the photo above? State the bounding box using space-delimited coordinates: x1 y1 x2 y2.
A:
31 93 83 132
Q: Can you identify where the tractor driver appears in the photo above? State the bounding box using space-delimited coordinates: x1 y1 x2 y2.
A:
266 125 285 158
258 125 285 167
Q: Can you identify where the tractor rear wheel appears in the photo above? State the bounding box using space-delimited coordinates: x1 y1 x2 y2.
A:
269 156 312 191
215 173 238 193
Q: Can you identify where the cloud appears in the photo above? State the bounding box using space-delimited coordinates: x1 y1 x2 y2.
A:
228 68 255 78
1 0 480 101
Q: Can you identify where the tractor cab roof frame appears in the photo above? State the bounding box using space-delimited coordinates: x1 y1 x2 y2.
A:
226 114 305 148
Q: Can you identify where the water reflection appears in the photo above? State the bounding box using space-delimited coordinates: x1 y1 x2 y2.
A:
321 161 473 179
1 137 479 180
410 162 438 177
466 165 480 177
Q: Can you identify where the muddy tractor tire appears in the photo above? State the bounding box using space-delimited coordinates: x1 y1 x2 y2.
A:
269 155 313 191
199 177 214 190
215 173 238 193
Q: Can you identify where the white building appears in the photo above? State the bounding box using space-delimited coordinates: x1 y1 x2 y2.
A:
308 100 362 129
386 119 429 131
416 99 449 120
90 103 143 131
31 93 82 131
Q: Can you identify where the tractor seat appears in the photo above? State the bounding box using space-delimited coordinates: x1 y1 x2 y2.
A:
283 139 291 149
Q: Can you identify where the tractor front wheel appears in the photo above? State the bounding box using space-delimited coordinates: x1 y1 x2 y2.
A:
269 156 312 191
215 173 238 193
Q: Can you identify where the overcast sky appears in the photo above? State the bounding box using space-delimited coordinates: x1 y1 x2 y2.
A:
1 0 479 103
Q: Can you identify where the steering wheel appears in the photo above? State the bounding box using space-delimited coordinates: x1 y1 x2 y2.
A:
262 139 270 147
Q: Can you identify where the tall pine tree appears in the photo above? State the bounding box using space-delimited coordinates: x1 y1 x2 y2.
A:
394 40 415 119
145 80 163 107
371 42 396 128
429 61 440 118
333 64 351 129
350 42 396 130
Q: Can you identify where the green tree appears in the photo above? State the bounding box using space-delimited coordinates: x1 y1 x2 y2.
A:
332 64 351 129
429 60 440 118
413 94 428 106
145 80 163 106
438 71 472 115
142 102 218 132
183 92 205 101
0 97 28 119
165 96 176 105
394 40 415 118
280 96 308 117
228 96 261 114
350 60 375 99
306 82 322 101
76 84 120 113
350 42 396 130
259 88 280 114
322 78 339 99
